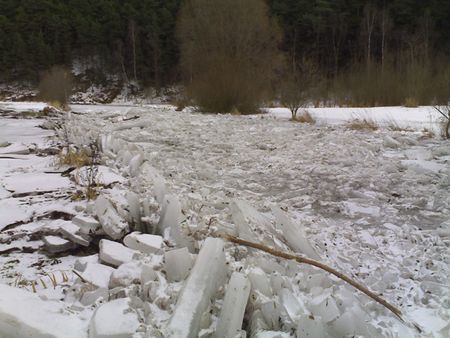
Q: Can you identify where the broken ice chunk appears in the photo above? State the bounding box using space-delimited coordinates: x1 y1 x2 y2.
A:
95 196 129 240
167 238 226 338
73 215 100 235
296 315 330 337
109 261 143 288
43 235 75 253
123 232 164 254
164 247 194 282
230 200 275 241
141 163 167 204
215 272 251 338
254 332 290 338
74 254 100 272
88 298 140 338
260 300 281 330
271 207 320 260
330 304 375 337
80 288 109 307
59 221 91 246
129 153 144 177
308 293 340 323
278 288 309 322
158 194 194 251
248 267 273 297
99 239 138 267
126 191 141 229
79 263 115 289
141 264 157 285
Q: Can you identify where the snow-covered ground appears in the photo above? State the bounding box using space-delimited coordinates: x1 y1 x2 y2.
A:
0 102 449 337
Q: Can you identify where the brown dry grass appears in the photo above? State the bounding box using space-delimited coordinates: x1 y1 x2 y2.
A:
403 97 419 108
347 118 379 131
58 148 92 167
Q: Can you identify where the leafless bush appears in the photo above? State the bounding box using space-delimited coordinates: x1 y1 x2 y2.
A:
434 105 450 139
38 66 73 109
177 0 281 114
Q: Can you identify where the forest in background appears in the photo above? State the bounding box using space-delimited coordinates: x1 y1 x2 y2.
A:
0 0 449 106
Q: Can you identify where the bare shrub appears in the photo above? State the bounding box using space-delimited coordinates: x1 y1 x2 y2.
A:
280 59 319 119
177 0 281 114
38 66 73 109
328 56 449 107
347 118 379 131
434 105 450 139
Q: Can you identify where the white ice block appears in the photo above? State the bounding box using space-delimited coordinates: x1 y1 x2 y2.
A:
230 200 275 241
278 288 309 322
166 238 226 338
215 272 251 338
164 247 194 282
95 196 129 240
124 232 164 254
308 293 340 323
296 315 330 338
126 191 141 229
254 332 290 338
271 207 320 260
80 263 115 289
248 267 273 297
158 194 194 251
109 261 143 288
99 239 138 267
72 215 101 235
59 221 91 246
129 153 144 177
43 235 75 253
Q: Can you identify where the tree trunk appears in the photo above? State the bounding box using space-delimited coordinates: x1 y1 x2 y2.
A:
130 20 138 82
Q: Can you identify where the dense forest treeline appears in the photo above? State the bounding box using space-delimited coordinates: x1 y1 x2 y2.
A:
0 0 448 104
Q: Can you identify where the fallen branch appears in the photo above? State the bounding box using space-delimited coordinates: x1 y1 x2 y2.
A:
224 235 421 332
72 269 88 283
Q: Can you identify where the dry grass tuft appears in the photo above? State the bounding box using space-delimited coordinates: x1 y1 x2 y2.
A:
403 97 419 108
292 110 315 124
230 107 241 115
420 128 435 139
58 148 92 167
387 120 414 132
347 118 379 131
11 271 72 293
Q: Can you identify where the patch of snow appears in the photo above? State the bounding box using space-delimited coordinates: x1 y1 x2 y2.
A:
0 283 88 338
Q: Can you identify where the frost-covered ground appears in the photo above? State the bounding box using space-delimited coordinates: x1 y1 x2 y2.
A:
0 102 449 338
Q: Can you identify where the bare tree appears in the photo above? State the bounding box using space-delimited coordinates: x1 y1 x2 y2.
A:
379 2 392 74
363 3 377 72
280 59 317 120
177 0 281 114
434 105 450 139
128 20 138 82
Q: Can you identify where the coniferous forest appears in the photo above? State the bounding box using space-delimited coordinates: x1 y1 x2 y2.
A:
0 0 449 105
